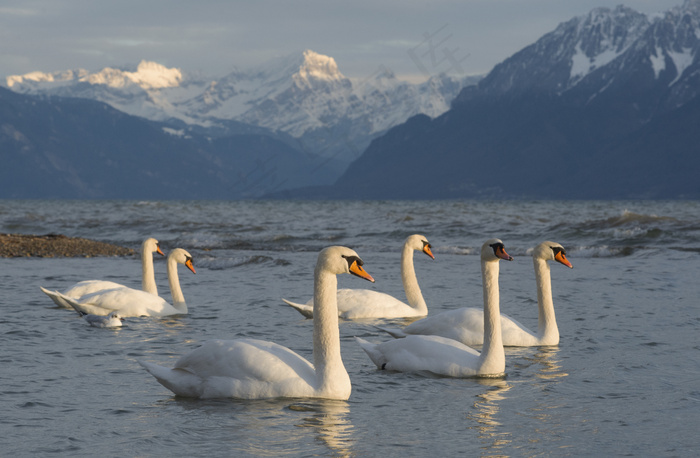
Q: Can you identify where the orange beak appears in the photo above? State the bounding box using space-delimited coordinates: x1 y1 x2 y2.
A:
423 245 435 260
496 246 514 261
156 245 165 256
555 251 573 268
349 260 374 283
185 258 196 274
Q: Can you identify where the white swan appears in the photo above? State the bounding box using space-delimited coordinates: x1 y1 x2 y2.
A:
40 237 164 308
283 234 434 319
356 239 512 378
381 241 572 347
76 310 124 328
52 248 195 317
139 246 375 400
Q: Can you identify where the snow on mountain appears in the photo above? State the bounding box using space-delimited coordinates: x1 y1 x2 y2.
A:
4 50 475 162
457 0 700 108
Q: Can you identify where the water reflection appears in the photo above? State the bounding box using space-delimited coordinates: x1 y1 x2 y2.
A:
289 400 356 457
528 347 568 381
152 397 356 456
468 379 513 452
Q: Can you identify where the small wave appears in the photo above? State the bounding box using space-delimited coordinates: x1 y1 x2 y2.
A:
196 254 290 270
569 245 635 258
586 209 678 230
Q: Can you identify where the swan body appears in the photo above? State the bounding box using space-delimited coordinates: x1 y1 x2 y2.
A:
357 239 512 378
40 237 164 308
140 246 375 400
54 248 195 317
77 310 124 328
381 241 572 347
283 234 434 319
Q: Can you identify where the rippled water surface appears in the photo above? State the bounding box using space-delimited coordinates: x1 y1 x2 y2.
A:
2 200 700 456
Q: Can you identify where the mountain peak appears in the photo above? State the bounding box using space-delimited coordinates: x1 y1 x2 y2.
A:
6 60 182 91
294 50 345 84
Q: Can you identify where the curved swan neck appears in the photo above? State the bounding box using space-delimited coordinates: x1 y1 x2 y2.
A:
401 244 428 314
534 257 559 343
479 259 505 373
167 257 187 313
313 268 349 395
141 246 158 295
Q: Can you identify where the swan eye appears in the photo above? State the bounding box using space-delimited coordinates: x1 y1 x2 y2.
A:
551 247 566 256
489 242 504 254
342 255 363 268
490 242 513 261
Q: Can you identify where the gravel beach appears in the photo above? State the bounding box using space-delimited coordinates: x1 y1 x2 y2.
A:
0 234 135 258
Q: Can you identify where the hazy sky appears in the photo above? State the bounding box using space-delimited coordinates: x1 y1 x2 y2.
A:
0 0 683 83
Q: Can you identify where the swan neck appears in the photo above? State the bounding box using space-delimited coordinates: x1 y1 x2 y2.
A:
167 257 187 313
401 245 427 313
141 247 158 295
479 259 505 373
534 257 558 342
313 269 349 396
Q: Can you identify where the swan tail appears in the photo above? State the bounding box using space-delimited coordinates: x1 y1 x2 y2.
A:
355 337 387 369
56 293 107 316
40 287 72 308
375 326 407 339
138 361 203 397
282 299 314 319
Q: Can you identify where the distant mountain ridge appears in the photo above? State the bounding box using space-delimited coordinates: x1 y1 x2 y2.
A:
4 2 700 200
281 0 700 199
5 50 477 165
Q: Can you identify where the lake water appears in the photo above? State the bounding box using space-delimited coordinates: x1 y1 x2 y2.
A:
1 200 699 456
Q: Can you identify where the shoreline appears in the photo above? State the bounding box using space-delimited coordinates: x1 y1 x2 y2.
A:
0 233 135 258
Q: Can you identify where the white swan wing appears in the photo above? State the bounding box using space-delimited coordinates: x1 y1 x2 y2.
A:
357 335 480 377
144 339 316 399
403 308 485 346
65 287 176 317
336 289 417 319
284 289 419 320
403 307 540 347
63 280 125 298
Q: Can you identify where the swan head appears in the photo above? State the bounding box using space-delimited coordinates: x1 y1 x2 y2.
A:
318 246 375 283
169 248 196 274
143 237 165 256
535 241 573 268
406 234 435 259
482 238 514 262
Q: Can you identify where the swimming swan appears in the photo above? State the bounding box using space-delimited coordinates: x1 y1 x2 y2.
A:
40 237 164 308
356 239 512 378
283 234 433 319
381 241 572 346
139 246 374 400
52 248 195 317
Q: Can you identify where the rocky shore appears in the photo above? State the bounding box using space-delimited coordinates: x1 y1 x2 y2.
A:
0 233 135 258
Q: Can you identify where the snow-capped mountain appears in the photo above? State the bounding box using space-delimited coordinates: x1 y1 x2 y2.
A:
456 0 700 109
304 0 700 200
5 50 477 163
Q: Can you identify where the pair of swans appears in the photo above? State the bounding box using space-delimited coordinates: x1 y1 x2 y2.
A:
140 246 374 400
283 234 434 319
380 241 573 347
41 239 196 317
356 239 514 377
41 237 164 307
